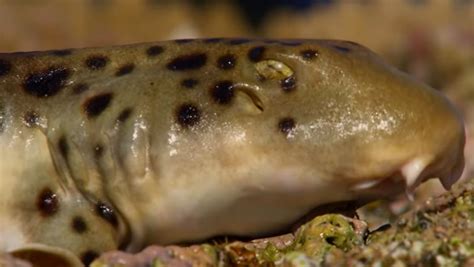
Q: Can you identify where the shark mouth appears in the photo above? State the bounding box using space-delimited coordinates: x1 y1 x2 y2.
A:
351 151 465 200
402 149 465 193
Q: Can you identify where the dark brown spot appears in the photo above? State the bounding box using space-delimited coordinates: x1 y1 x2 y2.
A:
181 78 198 89
217 54 236 70
167 53 207 71
175 39 193 44
96 201 118 228
281 76 296 92
58 136 69 160
278 41 302 46
83 93 113 118
72 216 88 234
72 83 89 95
0 59 12 76
301 49 319 60
332 45 351 53
248 46 265 62
278 117 296 136
51 49 72 57
24 67 71 97
81 250 99 266
204 38 223 43
117 108 132 123
94 144 104 159
115 63 135 76
146 45 164 56
211 81 234 104
177 104 201 128
228 39 251 45
85 55 108 70
24 111 39 127
37 188 58 216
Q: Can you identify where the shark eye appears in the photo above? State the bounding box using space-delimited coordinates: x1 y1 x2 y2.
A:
254 60 296 93
254 59 293 81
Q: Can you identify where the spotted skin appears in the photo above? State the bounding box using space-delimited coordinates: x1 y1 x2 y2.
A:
115 63 135 77
23 67 71 97
0 39 465 265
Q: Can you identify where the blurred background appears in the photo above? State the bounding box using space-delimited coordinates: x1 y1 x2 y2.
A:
0 0 473 199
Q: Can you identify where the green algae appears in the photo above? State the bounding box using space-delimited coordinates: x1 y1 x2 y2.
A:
294 214 365 252
322 179 474 266
255 242 284 263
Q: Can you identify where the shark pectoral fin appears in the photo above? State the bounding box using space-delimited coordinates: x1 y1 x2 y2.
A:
11 244 83 267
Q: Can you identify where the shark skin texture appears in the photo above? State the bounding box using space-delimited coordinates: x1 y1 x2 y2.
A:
0 38 465 266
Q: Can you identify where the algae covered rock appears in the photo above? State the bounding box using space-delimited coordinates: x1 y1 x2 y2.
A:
323 179 474 266
293 214 367 255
